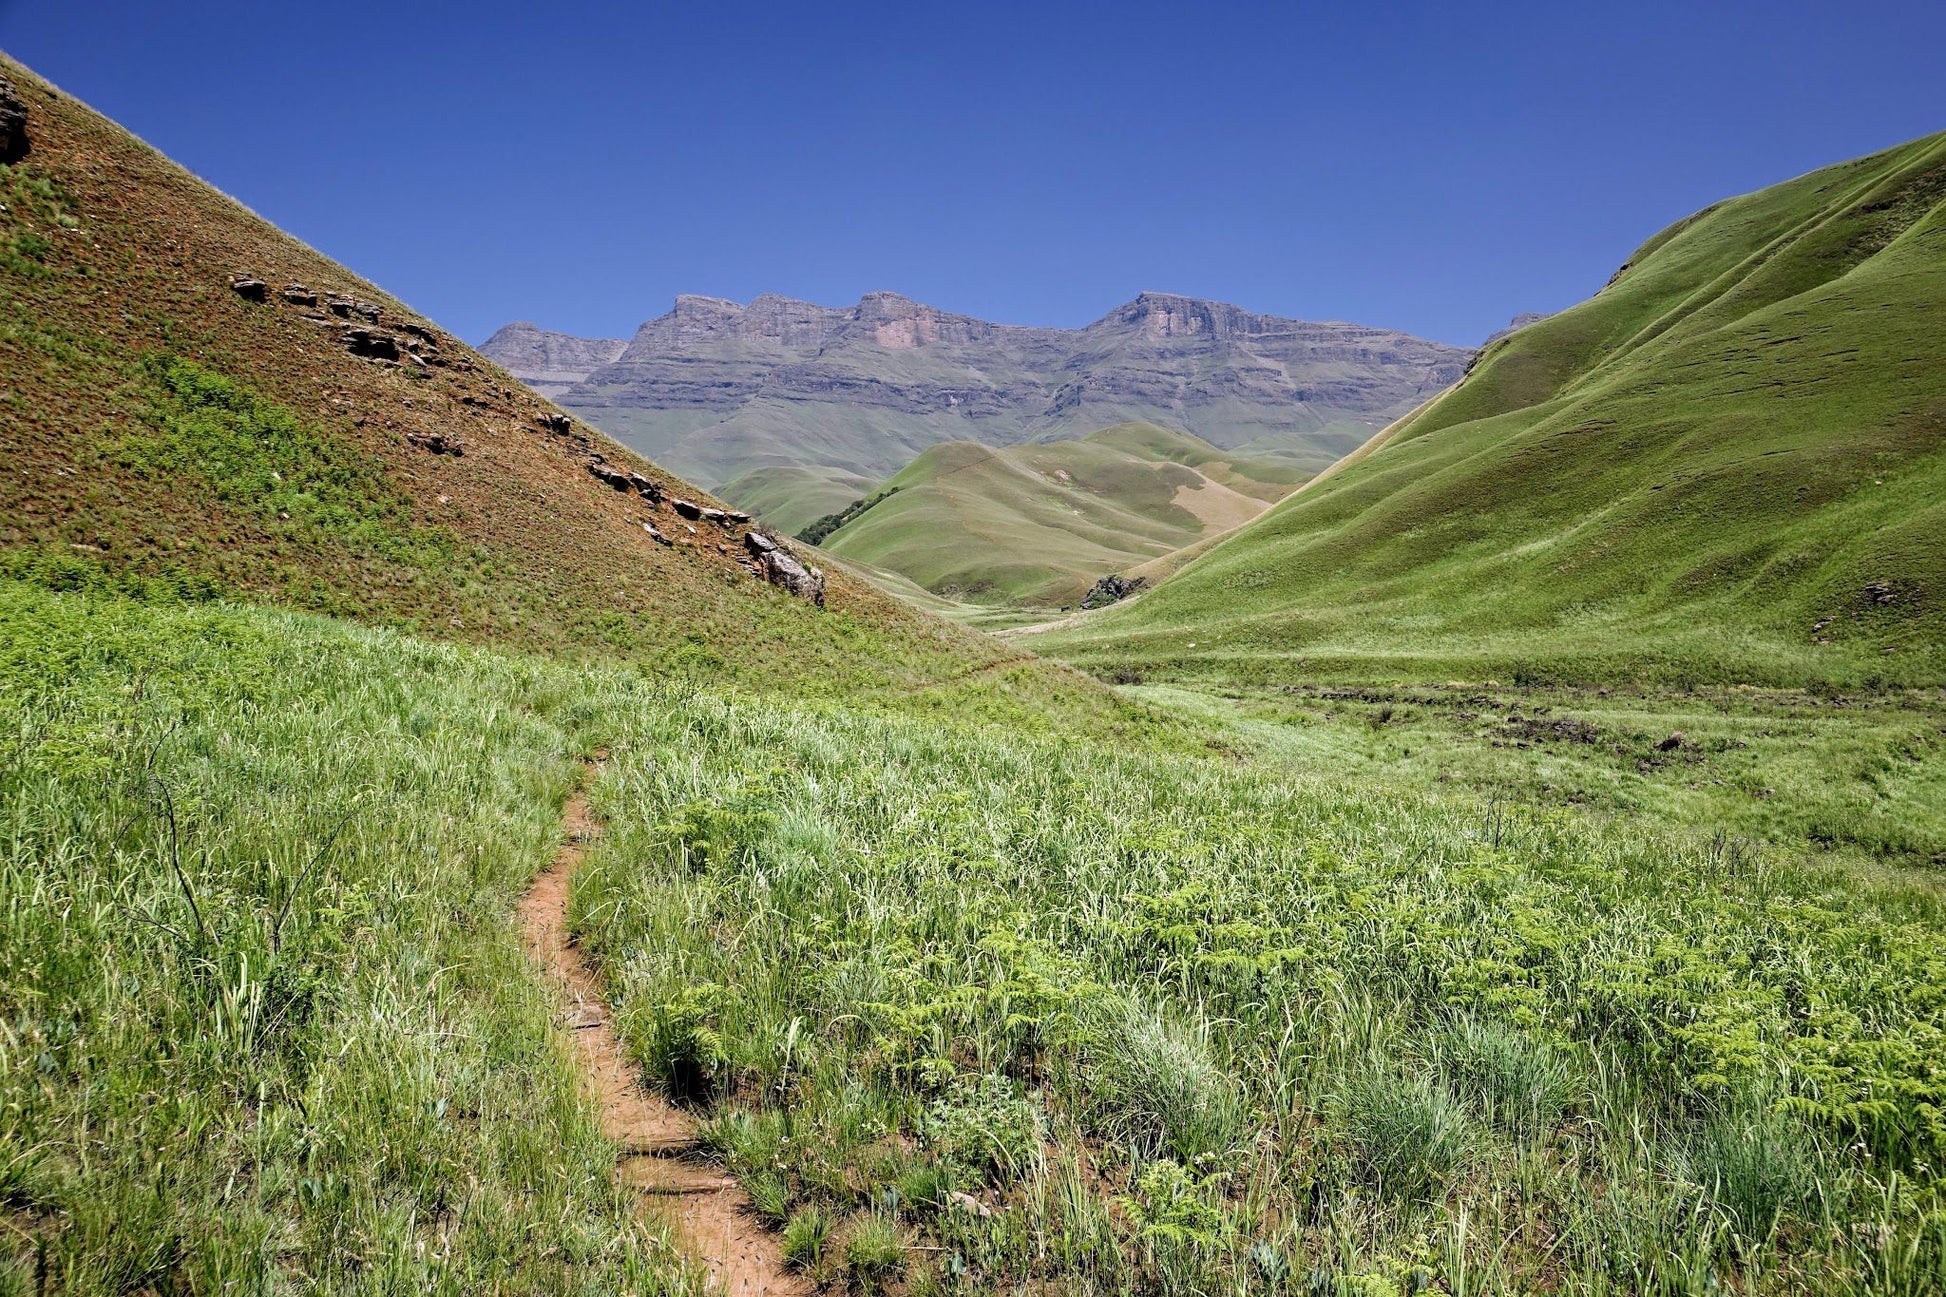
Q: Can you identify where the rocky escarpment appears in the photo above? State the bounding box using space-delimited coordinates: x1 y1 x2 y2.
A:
479 322 628 397
482 292 1471 505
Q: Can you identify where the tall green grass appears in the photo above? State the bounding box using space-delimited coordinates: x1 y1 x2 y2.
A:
9 580 1945 1292
0 583 696 1294
569 687 1946 1293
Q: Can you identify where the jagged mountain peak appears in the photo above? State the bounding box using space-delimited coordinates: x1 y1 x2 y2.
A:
483 292 1471 523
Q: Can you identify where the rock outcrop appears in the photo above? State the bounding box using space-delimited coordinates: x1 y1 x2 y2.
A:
1079 573 1145 610
1081 572 1136 607
744 531 825 605
0 76 28 164
1481 312 1552 347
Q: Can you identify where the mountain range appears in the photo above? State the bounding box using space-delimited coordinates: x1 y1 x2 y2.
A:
481 292 1468 526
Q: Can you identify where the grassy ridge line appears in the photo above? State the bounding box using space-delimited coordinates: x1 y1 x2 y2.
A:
566 677 1946 1293
716 464 879 537
1041 131 1946 688
1117 388 1452 591
0 582 699 1293
0 55 1143 740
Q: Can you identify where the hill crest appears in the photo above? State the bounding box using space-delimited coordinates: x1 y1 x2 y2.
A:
0 53 1125 722
1039 130 1946 686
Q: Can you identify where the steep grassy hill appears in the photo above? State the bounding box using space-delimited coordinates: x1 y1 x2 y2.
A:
1041 131 1946 688
810 424 1304 607
0 56 1131 732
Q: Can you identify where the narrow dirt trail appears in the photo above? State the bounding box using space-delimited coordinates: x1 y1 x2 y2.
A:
520 760 807 1295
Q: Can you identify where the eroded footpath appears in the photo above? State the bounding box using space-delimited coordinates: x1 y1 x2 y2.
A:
519 760 807 1296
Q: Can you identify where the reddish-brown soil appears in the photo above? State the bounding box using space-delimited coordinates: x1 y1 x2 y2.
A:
520 763 807 1296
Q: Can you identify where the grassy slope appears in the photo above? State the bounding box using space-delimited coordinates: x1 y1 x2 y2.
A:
816 424 1302 607
1139 679 1946 865
13 581 1946 1294
0 55 1134 737
0 584 699 1294
569 655 1946 1295
714 463 879 537
1041 131 1946 688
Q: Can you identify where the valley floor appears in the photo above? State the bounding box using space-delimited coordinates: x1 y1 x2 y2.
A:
5 582 1945 1295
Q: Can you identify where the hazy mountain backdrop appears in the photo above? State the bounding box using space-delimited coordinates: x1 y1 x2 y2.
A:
482 292 1468 525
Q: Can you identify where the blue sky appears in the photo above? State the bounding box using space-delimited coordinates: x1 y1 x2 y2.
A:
2 1 1940 347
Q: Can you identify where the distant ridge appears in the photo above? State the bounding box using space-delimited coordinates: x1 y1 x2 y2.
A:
477 322 627 397
482 291 1468 525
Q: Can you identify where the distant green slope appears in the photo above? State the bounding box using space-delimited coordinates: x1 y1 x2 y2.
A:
815 423 1304 607
714 462 878 536
1040 131 1946 687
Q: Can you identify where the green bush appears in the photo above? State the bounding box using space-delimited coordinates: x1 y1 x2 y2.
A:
633 983 726 1098
920 1072 1042 1185
1078 1001 1247 1163
655 798 775 874
1683 1098 1822 1247
1438 1014 1577 1141
781 1206 832 1271
843 1213 906 1288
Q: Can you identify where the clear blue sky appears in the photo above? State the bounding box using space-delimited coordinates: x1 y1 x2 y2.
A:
3 1 1940 347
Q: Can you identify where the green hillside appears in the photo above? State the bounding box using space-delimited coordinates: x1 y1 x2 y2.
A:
813 423 1303 607
714 462 879 536
0 55 1133 736
1040 131 1946 688
9 51 1946 1297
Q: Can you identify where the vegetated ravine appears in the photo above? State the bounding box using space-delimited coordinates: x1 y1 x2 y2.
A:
4 51 1946 1297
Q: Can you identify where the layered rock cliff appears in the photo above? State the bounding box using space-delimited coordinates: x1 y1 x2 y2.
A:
482 292 1469 510
478 322 628 397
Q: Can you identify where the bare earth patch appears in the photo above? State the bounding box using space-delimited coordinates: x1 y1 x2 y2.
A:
1169 472 1272 531
520 761 806 1295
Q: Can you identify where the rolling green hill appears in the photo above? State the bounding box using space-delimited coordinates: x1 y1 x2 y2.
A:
714 462 880 536
1039 130 1946 688
7 54 1946 1296
811 423 1304 607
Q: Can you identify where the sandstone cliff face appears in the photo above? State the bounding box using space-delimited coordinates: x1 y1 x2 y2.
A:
479 322 628 397
485 292 1470 497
